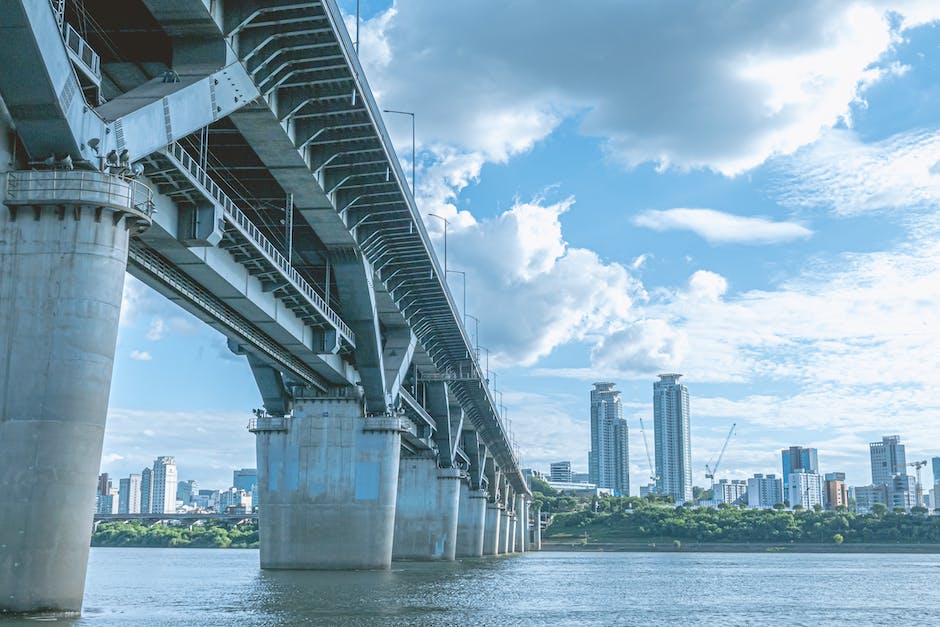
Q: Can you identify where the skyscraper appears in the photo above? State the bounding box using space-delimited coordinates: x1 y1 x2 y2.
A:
747 473 783 509
870 435 906 485
653 374 692 503
118 474 142 514
140 467 153 514
781 446 819 493
931 457 940 486
588 382 629 496
233 468 258 493
151 456 178 514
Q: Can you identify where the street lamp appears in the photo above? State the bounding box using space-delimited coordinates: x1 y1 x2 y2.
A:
465 313 480 352
381 108 415 195
427 212 448 273
446 269 466 320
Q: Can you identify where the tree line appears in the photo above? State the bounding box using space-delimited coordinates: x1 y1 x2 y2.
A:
92 520 259 548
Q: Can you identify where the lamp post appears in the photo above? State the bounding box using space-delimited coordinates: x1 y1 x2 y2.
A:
381 108 415 195
427 212 448 273
477 345 490 381
446 269 466 320
465 313 480 353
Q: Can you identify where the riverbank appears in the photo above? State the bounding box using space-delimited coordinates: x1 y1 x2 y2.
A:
542 540 940 553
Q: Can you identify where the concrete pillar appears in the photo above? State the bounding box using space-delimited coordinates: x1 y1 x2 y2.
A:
392 457 461 561
255 398 402 569
500 509 512 553
483 503 502 555
455 483 487 557
509 512 518 553
0 170 151 613
515 495 527 552
535 507 543 549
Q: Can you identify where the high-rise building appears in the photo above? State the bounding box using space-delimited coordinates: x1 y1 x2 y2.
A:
747 473 783 509
888 474 916 511
931 457 940 485
177 479 199 505
653 374 692 503
823 472 848 510
233 468 257 493
550 461 573 483
97 473 111 497
781 446 818 494
870 435 906 485
118 474 142 514
713 479 747 505
788 470 823 509
853 484 887 513
151 456 178 514
140 467 153 514
96 487 119 514
588 382 629 496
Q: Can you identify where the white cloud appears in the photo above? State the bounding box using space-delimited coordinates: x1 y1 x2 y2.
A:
102 408 255 489
774 127 940 215
145 318 164 341
443 196 645 367
129 350 152 361
633 208 813 244
357 2 940 176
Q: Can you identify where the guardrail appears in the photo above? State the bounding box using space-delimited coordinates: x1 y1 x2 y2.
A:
163 142 355 346
5 170 154 218
63 22 101 81
248 415 290 432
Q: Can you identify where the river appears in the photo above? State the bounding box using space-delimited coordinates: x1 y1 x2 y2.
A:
3 548 939 625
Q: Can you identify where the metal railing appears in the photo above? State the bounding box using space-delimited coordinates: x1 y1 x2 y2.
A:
248 415 289 432
163 142 355 346
63 23 101 80
5 169 154 217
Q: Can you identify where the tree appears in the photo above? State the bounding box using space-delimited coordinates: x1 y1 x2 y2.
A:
772 502 786 510
871 503 888 517
813 503 823 512
833 533 844 545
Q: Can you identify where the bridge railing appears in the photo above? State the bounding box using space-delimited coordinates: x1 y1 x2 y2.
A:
164 142 355 345
5 169 154 218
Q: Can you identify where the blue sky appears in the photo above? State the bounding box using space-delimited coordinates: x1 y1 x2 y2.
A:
105 2 940 493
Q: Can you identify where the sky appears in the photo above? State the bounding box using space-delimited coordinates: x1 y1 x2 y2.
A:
104 1 940 493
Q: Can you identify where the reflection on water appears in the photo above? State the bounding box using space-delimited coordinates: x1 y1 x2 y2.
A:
2 548 939 625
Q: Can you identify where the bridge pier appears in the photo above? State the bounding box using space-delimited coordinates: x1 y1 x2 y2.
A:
500 508 512 554
0 171 150 613
516 495 528 552
254 398 401 569
483 503 502 555
392 456 461 561
455 483 487 557
532 507 542 550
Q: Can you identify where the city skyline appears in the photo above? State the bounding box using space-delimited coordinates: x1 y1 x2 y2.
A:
102 1 940 491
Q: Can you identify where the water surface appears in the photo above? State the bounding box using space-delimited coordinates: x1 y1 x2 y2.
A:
4 548 939 625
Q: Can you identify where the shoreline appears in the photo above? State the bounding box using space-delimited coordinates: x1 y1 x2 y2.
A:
541 540 940 554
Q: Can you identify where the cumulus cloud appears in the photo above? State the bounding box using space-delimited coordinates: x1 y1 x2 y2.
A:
633 208 813 244
441 196 645 367
129 350 152 361
357 1 940 176
145 318 164 341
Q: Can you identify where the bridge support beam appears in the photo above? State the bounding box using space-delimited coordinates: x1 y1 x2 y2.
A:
0 171 149 613
254 398 401 569
392 456 461 561
516 495 528 553
483 504 502 555
455 483 487 557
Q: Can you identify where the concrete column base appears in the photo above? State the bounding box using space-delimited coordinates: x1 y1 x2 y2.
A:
256 399 402 569
516 495 528 552
483 504 502 555
1 201 137 613
455 484 488 557
392 458 461 560
500 510 512 554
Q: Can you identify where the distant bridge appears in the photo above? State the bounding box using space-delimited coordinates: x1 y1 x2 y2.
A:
93 513 257 529
0 0 538 614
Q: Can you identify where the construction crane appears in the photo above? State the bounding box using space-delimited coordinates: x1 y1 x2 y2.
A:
639 417 658 491
909 460 928 506
704 423 736 482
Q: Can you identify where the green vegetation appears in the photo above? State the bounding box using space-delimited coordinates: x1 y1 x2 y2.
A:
544 495 940 545
92 520 259 548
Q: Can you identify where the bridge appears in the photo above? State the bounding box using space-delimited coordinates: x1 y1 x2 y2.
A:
0 0 538 614
93 512 258 530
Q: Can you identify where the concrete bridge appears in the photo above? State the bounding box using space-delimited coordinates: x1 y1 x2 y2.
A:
0 0 538 614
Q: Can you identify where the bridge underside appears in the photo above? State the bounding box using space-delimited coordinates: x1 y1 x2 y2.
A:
0 0 533 615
